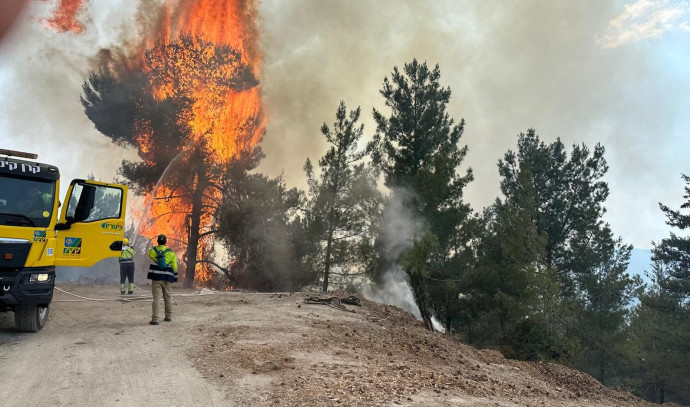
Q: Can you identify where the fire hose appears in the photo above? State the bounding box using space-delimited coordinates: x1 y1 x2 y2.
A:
52 285 223 303
53 286 150 302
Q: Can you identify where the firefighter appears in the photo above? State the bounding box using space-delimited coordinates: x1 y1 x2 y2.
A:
119 237 135 294
21 186 52 215
147 234 178 325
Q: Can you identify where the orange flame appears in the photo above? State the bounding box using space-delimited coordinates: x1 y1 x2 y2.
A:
138 0 264 284
165 0 260 68
48 0 264 285
44 0 87 34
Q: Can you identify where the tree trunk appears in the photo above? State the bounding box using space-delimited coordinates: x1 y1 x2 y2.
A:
546 245 553 270
183 173 205 289
321 179 339 292
409 276 433 331
420 310 433 331
322 230 333 292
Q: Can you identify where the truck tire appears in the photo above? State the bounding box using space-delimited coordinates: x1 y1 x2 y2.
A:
14 303 50 332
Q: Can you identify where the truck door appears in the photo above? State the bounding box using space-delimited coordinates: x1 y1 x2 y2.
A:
54 179 128 267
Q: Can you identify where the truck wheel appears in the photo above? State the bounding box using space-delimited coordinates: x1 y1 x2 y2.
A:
14 303 50 332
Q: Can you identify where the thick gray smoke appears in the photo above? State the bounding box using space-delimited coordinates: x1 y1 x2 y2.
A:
1 0 688 253
359 188 444 331
376 188 425 262
0 0 140 196
360 188 423 318
257 0 690 250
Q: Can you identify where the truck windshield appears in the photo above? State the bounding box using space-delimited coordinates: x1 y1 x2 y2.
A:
0 176 55 228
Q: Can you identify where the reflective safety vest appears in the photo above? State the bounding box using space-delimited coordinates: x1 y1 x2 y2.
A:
119 246 134 263
147 245 178 283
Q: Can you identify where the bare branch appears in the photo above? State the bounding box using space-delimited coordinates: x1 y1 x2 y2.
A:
197 259 231 275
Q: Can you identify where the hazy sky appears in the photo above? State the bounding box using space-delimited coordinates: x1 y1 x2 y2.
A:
1 0 688 250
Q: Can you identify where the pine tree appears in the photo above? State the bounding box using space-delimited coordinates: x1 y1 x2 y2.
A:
494 130 639 370
469 168 547 349
81 35 260 288
369 59 473 329
652 173 690 298
304 101 382 291
625 264 690 404
371 59 472 248
497 129 611 298
573 239 640 385
624 173 690 403
215 161 306 291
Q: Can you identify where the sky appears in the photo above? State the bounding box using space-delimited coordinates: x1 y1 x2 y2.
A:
0 0 689 251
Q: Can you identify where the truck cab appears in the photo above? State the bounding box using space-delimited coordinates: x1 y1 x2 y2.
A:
0 148 128 331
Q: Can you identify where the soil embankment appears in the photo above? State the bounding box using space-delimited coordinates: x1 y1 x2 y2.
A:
0 284 662 407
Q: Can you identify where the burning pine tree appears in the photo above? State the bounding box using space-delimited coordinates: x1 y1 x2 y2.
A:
80 0 265 287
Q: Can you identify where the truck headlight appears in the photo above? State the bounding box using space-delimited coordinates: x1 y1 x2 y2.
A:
29 273 50 282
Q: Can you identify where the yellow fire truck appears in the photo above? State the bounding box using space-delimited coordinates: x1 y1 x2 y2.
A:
0 148 128 331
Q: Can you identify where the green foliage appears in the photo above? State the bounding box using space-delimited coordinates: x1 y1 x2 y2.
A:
467 129 643 383
621 174 690 403
570 240 640 385
216 163 308 292
497 129 611 297
370 59 473 250
652 173 690 298
426 213 482 334
624 265 690 404
460 178 579 361
303 101 383 291
369 59 474 330
467 192 546 346
505 316 579 362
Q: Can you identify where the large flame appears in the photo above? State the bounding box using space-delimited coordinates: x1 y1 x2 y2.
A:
143 0 264 284
48 0 264 285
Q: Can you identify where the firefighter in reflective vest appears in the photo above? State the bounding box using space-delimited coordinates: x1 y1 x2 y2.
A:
147 234 178 325
119 237 135 295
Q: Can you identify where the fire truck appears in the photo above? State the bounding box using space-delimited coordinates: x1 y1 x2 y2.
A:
0 148 128 331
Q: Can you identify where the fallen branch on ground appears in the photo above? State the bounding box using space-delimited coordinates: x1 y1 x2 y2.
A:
303 295 360 312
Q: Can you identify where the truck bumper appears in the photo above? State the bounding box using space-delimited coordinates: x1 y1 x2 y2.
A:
0 268 55 308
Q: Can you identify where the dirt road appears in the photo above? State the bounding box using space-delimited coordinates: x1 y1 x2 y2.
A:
0 284 660 407
0 284 231 407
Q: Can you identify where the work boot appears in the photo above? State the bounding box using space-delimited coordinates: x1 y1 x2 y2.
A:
128 291 134 295
149 320 159 325
121 291 125 295
164 317 172 322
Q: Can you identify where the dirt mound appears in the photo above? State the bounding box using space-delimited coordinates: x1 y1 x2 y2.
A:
190 292 658 407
